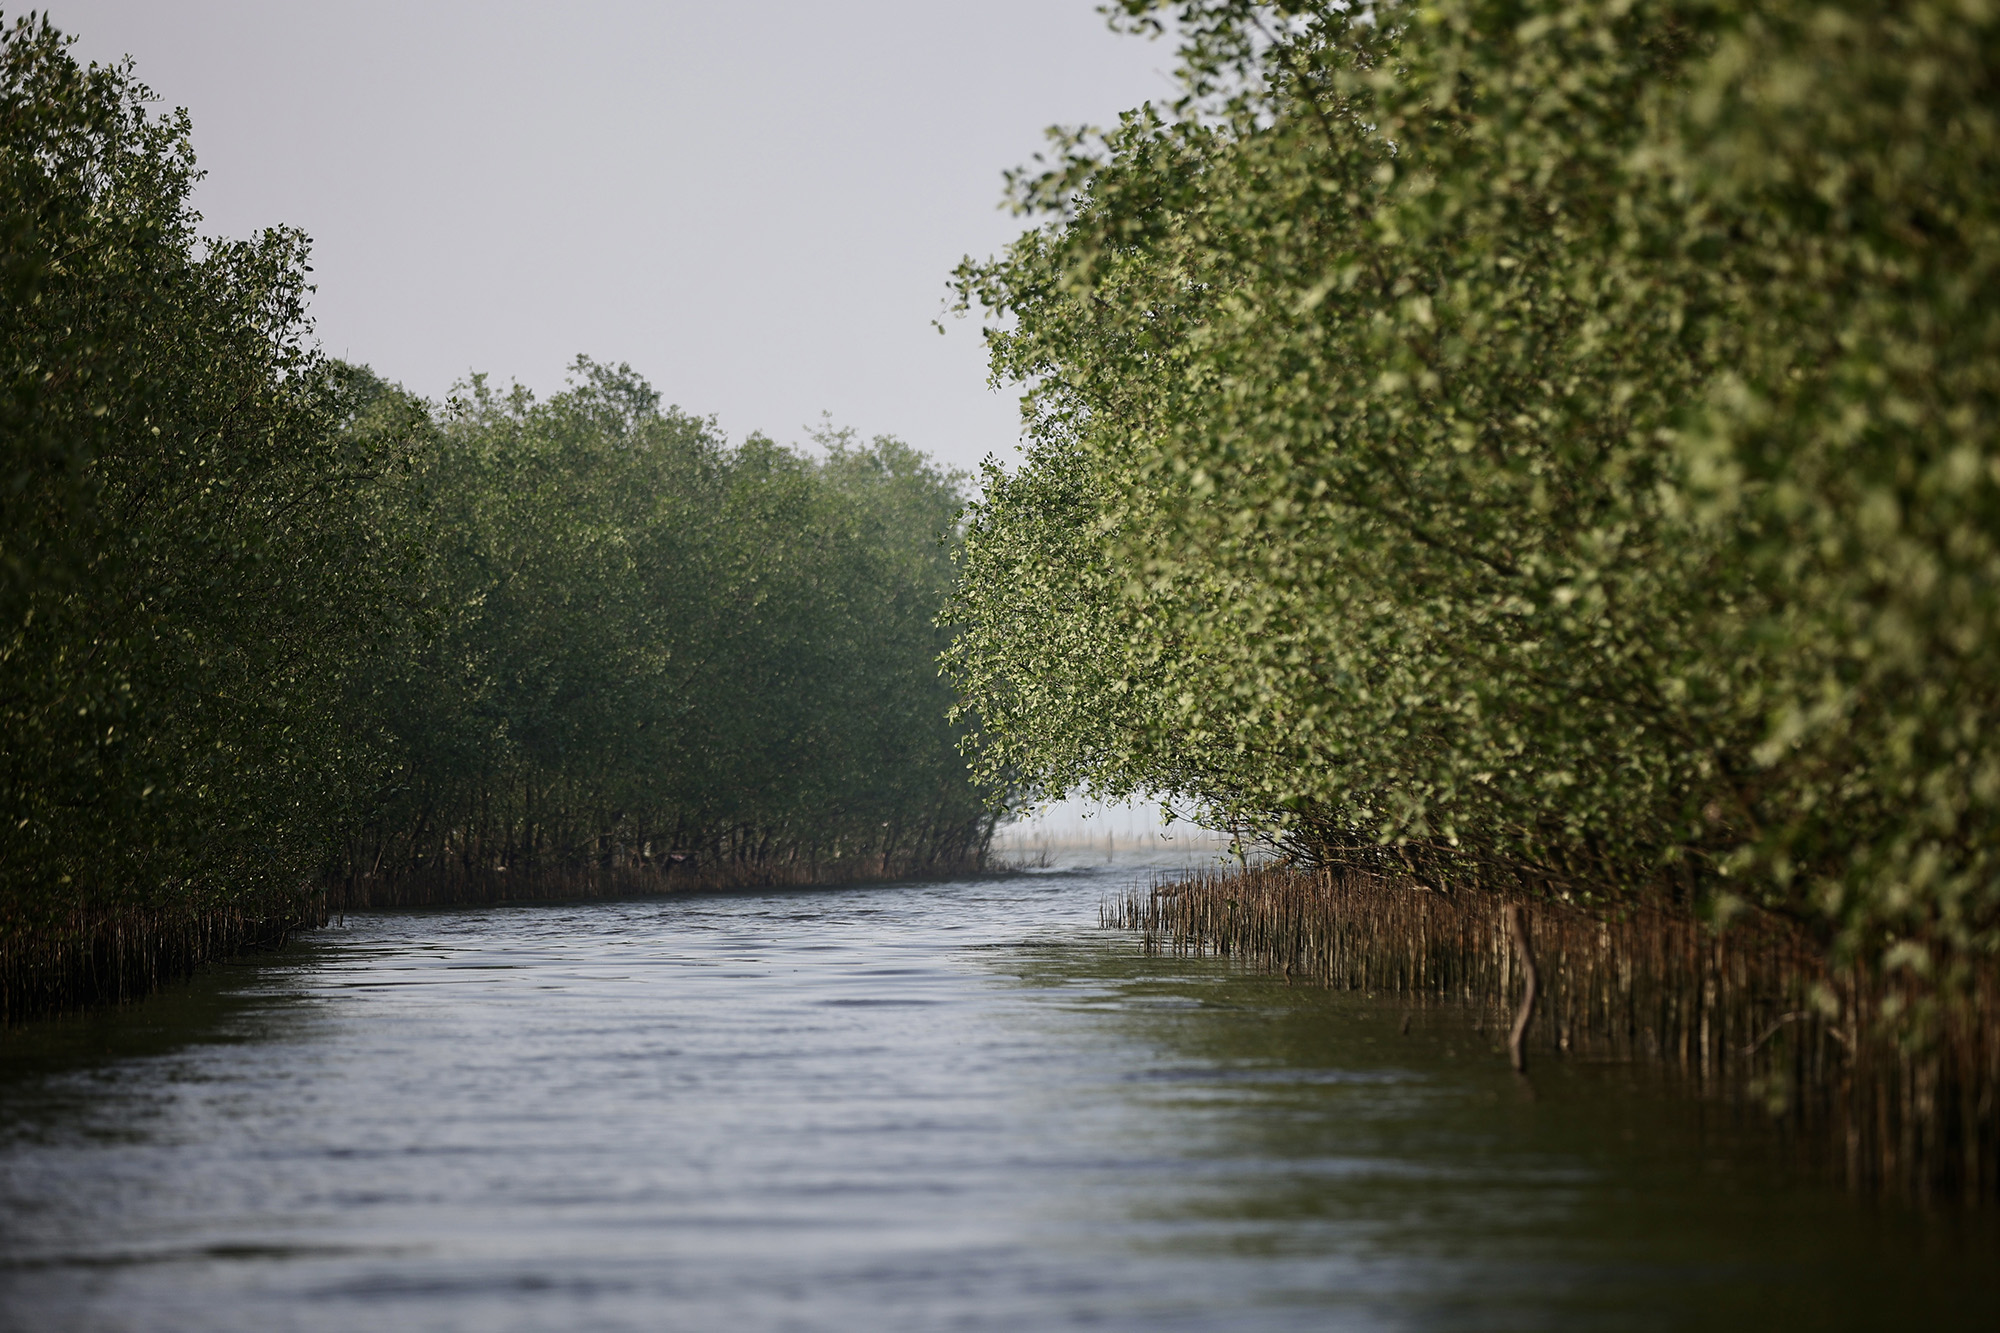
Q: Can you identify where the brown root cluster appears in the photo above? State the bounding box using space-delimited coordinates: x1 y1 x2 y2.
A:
1105 865 2000 1204
0 895 327 1025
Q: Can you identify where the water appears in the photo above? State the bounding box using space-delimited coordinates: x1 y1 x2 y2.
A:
1 863 1993 1332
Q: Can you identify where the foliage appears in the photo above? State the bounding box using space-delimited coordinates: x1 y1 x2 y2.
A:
344 363 995 893
1 13 424 938
947 0 2000 977
2 12 993 974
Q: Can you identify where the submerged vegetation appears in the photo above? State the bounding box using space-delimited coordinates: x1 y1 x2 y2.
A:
0 15 993 1017
948 0 2000 1192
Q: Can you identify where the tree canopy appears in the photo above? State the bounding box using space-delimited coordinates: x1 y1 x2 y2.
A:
341 363 996 901
947 0 2000 979
2 13 995 1003
2 13 424 941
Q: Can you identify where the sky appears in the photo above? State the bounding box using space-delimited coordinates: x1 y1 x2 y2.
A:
44 1 1180 474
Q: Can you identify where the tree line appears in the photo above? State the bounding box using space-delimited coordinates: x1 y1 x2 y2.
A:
1 14 993 1013
340 369 996 906
946 0 2000 995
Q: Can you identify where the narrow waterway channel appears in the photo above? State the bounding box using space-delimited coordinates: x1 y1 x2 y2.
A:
2 860 1994 1331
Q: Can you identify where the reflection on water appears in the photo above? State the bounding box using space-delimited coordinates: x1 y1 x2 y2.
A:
0 864 1993 1332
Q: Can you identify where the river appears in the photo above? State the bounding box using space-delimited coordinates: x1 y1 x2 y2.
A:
1 860 1993 1331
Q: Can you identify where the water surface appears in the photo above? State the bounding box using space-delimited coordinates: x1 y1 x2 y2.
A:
1 863 1993 1331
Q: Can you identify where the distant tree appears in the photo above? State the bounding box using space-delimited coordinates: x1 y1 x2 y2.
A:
339 359 999 902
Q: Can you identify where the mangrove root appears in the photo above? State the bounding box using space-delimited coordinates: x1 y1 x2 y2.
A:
1505 903 1538 1074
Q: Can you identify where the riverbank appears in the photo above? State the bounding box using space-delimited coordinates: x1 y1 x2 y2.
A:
0 852 996 1025
330 847 995 912
1108 865 2000 1205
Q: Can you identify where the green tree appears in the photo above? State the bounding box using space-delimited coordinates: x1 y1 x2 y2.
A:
1 13 428 997
949 0 2000 980
341 360 998 902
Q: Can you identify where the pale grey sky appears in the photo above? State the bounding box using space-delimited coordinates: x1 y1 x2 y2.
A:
44 1 1176 472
